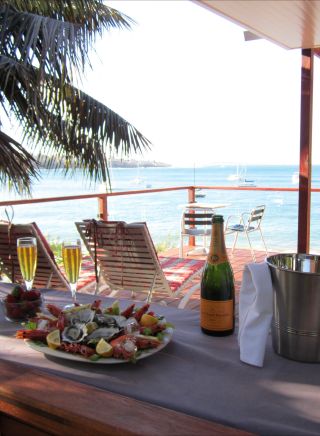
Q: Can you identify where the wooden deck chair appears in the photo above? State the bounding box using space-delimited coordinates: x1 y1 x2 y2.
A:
0 222 69 290
76 220 205 308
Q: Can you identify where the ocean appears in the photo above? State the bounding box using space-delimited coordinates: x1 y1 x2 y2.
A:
1 165 320 254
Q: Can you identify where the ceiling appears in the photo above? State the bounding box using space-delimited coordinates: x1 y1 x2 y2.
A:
195 0 320 50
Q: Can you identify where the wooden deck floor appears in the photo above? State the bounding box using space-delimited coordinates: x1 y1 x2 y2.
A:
81 246 273 311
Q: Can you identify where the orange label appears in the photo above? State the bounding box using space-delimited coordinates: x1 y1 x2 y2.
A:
201 299 233 331
207 254 228 265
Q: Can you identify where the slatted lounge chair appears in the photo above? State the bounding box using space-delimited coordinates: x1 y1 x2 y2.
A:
0 222 69 290
76 220 205 308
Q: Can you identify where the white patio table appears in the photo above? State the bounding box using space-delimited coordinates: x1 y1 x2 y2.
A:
179 202 229 255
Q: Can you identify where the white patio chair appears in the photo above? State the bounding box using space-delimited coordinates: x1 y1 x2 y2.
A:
179 209 214 257
76 220 204 308
224 205 268 262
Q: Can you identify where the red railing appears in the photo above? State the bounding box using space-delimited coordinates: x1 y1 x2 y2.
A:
1 185 319 249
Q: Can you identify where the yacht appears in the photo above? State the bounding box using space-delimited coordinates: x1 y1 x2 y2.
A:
228 165 256 187
292 171 299 184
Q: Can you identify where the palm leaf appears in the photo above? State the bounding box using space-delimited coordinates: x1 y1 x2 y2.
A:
0 57 151 185
0 1 150 192
0 1 133 82
0 129 39 194
0 1 134 28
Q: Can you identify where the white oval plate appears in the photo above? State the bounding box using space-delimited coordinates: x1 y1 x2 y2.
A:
25 328 173 364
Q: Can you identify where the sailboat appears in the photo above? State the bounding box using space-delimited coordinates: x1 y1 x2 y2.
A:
291 171 299 184
193 163 206 199
227 164 242 181
132 162 145 185
228 165 256 187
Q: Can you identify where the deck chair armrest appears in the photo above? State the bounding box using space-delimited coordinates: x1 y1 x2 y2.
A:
225 214 240 229
31 222 56 262
240 212 251 224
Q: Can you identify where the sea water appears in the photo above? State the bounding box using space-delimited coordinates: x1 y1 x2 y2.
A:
1 165 319 254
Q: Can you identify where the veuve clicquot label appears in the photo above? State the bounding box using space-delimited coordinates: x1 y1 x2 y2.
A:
201 298 233 331
207 253 228 264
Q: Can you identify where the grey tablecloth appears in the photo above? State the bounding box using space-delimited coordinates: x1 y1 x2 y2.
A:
0 285 319 436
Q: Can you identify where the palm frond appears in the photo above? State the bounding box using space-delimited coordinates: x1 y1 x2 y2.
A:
0 1 134 29
0 57 151 184
0 129 39 194
0 1 133 82
0 1 151 193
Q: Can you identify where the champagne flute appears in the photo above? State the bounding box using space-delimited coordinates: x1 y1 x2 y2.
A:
62 239 82 307
17 237 37 291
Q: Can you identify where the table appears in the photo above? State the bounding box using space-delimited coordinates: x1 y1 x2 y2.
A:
180 203 228 255
180 202 228 210
1 285 320 435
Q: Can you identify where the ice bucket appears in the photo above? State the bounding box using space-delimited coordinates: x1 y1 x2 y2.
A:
266 253 320 363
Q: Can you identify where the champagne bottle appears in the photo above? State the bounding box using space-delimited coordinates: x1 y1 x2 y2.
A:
200 215 235 336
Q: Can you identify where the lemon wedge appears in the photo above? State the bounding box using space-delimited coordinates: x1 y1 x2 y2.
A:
96 338 113 357
46 329 61 350
111 300 120 315
140 314 158 327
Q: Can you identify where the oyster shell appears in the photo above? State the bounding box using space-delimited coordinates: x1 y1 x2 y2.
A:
94 313 127 328
65 308 95 325
62 324 88 343
86 327 119 341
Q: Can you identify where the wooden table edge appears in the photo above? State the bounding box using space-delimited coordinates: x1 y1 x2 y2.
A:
0 359 253 436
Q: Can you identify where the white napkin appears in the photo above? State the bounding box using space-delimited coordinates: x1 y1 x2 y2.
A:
238 262 273 367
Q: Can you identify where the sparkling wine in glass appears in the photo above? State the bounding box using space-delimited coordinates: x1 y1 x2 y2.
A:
17 237 37 291
62 239 82 306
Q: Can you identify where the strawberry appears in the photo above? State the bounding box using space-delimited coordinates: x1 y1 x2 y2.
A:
22 290 41 301
5 294 16 304
11 284 24 300
8 306 24 319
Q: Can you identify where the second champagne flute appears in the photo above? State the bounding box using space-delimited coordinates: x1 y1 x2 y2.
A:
62 239 82 307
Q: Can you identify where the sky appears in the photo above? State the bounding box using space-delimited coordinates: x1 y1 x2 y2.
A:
79 0 320 168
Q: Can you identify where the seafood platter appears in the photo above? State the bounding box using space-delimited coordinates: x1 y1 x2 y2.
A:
15 297 174 364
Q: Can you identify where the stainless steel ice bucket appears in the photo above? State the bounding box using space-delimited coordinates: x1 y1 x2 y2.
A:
266 253 320 363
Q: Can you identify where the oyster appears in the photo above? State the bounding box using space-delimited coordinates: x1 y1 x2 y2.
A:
86 327 119 341
65 307 95 325
62 324 88 343
94 313 127 328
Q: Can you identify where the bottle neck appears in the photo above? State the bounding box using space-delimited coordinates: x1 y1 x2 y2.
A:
207 221 228 265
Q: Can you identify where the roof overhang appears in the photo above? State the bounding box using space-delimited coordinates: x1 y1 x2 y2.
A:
194 0 320 50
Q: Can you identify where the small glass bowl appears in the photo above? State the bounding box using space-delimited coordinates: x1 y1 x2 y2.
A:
1 297 42 322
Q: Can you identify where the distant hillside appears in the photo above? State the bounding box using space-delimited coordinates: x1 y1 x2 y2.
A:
110 159 170 168
37 155 170 169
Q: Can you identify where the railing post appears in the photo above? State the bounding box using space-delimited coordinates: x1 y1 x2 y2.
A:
188 186 196 204
187 187 196 247
98 195 108 220
298 48 313 253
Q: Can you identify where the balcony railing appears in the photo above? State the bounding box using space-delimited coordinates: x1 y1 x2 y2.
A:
1 185 319 252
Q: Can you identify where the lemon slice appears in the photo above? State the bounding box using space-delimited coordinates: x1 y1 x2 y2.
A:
140 313 158 327
63 304 91 314
46 329 61 350
96 338 113 357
